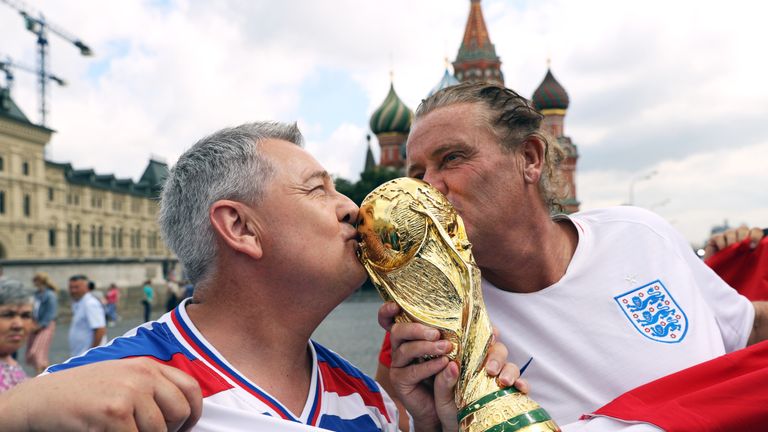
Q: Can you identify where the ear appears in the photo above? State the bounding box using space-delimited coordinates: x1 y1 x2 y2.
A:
209 200 264 260
520 135 546 184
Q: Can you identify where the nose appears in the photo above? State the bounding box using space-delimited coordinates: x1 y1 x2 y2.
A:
337 191 360 224
422 169 448 196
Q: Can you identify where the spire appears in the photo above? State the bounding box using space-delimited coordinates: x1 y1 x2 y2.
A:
453 0 503 84
364 134 376 172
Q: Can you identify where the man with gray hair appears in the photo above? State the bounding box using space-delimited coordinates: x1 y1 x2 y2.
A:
36 121 516 431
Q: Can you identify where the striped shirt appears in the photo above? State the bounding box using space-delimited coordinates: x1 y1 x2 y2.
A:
48 299 399 431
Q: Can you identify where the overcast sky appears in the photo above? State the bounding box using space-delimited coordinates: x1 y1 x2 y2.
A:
2 0 766 245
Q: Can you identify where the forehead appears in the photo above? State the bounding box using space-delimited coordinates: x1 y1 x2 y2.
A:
262 139 324 181
407 103 495 155
0 303 32 311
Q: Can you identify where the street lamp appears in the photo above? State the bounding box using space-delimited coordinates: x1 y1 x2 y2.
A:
628 170 657 206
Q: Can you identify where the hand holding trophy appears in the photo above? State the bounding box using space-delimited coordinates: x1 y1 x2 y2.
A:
357 177 559 432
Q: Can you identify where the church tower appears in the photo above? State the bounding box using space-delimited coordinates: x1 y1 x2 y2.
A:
532 65 579 213
453 0 503 84
369 81 413 169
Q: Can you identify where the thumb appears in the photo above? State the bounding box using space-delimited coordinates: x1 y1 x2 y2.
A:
434 361 460 432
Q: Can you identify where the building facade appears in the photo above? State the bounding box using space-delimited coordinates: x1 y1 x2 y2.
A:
0 88 174 286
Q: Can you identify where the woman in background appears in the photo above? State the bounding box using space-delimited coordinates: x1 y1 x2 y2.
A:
27 272 58 374
0 279 33 392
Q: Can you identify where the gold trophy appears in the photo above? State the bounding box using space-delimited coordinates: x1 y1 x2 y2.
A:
357 178 559 432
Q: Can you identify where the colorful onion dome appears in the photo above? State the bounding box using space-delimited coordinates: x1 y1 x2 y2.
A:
370 83 413 135
427 68 460 98
532 68 570 112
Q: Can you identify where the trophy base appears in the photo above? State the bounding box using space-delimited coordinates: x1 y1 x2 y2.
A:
458 388 560 432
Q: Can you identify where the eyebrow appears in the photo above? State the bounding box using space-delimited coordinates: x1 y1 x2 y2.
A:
303 170 331 184
407 142 470 176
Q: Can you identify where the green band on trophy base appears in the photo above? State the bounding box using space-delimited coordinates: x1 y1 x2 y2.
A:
457 387 521 423
483 408 553 432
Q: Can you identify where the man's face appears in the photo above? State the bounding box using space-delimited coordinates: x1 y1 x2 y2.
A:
406 103 526 263
256 140 366 298
68 278 88 301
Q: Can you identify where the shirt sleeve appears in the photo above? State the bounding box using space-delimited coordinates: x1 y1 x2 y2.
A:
662 217 754 351
86 298 107 329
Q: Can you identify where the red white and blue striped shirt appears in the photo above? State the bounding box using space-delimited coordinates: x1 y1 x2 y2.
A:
48 299 399 431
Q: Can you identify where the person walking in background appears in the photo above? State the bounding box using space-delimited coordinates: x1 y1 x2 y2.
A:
141 280 154 322
67 275 107 357
164 278 181 312
26 273 58 374
0 279 34 392
105 283 120 327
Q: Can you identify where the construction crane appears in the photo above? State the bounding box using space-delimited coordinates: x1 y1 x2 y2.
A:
1 57 66 94
1 0 92 126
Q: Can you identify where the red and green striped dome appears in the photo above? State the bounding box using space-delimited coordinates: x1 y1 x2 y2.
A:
532 68 570 112
370 84 413 135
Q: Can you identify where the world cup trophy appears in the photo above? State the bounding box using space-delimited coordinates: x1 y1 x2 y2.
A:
357 178 559 432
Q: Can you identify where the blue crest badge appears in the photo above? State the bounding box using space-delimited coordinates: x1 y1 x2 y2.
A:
614 280 688 343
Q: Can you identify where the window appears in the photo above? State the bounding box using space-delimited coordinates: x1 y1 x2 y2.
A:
0 156 4 171
23 194 31 217
111 227 116 248
91 225 96 247
75 224 81 248
98 226 103 248
117 227 123 248
0 191 4 214
27 233 33 245
67 223 73 247
22 161 29 176
136 229 141 249
48 228 56 247
48 187 54 202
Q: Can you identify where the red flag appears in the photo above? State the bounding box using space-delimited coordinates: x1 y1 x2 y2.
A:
706 236 768 301
586 340 768 431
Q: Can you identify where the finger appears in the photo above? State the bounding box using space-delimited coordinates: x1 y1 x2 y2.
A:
391 338 453 368
484 340 509 377
389 321 440 352
496 362 521 388
433 361 459 432
702 244 717 260
712 233 726 251
392 356 450 387
735 225 749 243
724 230 737 248
749 227 764 249
156 365 202 432
377 302 400 331
513 378 530 394
134 391 167 432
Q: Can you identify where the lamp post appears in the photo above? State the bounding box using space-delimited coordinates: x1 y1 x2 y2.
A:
628 170 657 206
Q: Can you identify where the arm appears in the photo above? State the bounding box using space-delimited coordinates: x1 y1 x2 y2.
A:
36 291 57 328
747 301 768 346
0 358 201 431
91 327 107 348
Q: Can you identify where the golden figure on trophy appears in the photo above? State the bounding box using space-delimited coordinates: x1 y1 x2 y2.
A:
357 177 559 432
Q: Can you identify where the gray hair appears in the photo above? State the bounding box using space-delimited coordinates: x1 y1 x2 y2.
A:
159 121 304 285
415 82 566 213
0 279 33 306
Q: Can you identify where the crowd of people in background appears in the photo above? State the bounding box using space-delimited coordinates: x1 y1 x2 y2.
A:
0 266 196 395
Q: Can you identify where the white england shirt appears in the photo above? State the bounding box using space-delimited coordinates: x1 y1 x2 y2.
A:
483 206 754 423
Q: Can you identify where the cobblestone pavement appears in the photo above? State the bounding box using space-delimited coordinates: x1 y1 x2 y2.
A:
20 290 385 378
